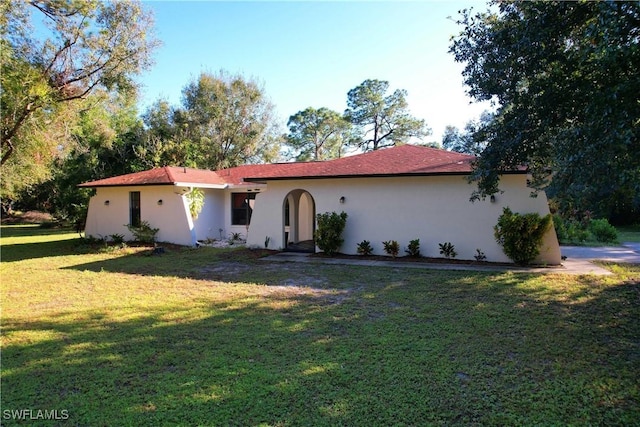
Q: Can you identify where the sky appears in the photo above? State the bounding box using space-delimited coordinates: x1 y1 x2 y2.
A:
138 1 491 144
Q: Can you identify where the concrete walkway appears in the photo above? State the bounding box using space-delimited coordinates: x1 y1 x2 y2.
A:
261 243 640 276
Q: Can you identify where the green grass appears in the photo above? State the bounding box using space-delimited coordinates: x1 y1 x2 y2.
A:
618 224 640 243
2 225 639 426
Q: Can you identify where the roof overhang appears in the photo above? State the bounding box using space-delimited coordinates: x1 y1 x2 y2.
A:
242 168 531 183
77 182 173 188
79 182 229 189
242 170 527 183
227 183 267 190
173 182 228 189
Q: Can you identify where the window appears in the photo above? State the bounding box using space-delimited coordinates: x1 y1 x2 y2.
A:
231 192 256 225
130 191 141 226
284 199 290 227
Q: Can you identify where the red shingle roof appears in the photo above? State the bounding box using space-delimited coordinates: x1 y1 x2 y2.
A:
242 145 477 181
79 145 512 188
77 166 227 188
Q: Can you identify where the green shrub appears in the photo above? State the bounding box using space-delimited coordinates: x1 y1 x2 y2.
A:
83 235 106 245
109 234 125 244
126 221 159 244
438 242 457 259
588 218 618 243
552 214 568 242
566 221 589 243
554 214 590 244
382 240 400 258
405 239 421 257
474 249 487 262
494 207 551 265
357 240 374 256
314 211 348 256
229 232 244 241
554 214 619 245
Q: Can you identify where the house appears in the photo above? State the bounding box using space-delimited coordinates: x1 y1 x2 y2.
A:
79 145 561 264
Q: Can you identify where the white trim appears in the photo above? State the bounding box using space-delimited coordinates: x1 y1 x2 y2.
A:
173 182 228 189
227 183 267 191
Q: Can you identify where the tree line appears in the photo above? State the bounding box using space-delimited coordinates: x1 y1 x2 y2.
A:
447 0 639 224
0 0 430 222
2 0 638 225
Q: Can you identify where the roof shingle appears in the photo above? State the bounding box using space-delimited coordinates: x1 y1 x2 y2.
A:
78 145 507 188
241 145 476 181
77 166 226 188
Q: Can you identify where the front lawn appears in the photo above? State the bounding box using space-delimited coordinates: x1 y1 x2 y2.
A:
1 226 639 426
618 224 640 243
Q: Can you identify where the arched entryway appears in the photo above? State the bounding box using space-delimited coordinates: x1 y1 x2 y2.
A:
283 190 315 252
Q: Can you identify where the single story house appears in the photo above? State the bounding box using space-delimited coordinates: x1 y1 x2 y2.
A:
79 144 561 264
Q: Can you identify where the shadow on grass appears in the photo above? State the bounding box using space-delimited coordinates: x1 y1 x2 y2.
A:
61 246 295 284
1 226 82 262
0 239 85 263
3 231 639 424
1 225 75 238
2 267 639 425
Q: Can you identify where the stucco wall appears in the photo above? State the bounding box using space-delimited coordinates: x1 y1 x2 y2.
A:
192 189 225 241
246 175 561 265
223 188 263 242
84 185 195 246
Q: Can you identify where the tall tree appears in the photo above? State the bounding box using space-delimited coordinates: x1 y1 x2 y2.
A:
285 107 351 161
344 79 430 151
442 112 492 155
176 71 281 170
0 0 159 166
450 1 640 221
136 99 194 169
11 92 145 220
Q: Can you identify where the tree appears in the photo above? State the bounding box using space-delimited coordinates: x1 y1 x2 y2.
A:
1 0 159 166
14 92 146 221
285 107 351 161
344 79 430 151
442 111 492 155
174 71 281 170
136 99 195 169
450 1 640 221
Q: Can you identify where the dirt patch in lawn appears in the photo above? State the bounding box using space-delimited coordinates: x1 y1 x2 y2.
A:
198 260 330 287
196 259 350 304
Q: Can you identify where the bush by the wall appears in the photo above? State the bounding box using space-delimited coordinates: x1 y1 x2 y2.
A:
474 249 487 262
126 221 159 244
382 240 400 258
314 211 348 256
357 240 374 256
438 242 457 259
494 207 551 265
405 239 421 257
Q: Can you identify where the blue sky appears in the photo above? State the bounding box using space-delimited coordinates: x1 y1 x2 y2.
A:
138 1 490 143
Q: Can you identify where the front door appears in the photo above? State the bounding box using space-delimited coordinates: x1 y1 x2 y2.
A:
283 190 315 252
